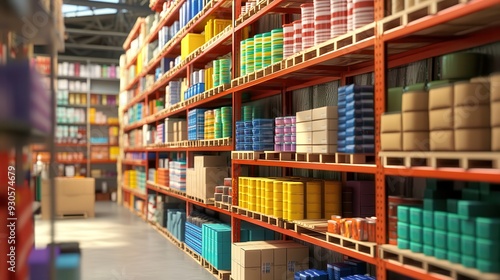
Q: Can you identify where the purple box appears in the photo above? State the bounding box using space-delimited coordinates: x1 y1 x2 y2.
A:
275 117 285 126
274 144 282 151
275 126 284 134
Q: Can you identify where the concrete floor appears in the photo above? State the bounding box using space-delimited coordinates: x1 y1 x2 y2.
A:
35 202 215 280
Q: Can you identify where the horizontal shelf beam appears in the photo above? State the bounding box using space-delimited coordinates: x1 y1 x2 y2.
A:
232 159 377 174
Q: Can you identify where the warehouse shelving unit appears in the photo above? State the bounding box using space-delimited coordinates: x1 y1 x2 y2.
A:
120 0 500 279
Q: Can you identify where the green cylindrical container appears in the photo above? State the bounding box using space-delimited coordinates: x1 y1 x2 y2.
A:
262 32 272 68
213 59 220 87
246 38 255 74
215 122 222 138
240 40 247 77
214 108 222 123
219 58 231 85
271 28 284 64
243 105 253 121
254 34 263 71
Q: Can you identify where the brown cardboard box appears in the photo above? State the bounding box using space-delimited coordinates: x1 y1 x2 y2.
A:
194 155 227 169
429 84 454 110
381 113 402 133
492 72 500 102
491 101 500 127
429 108 453 130
186 168 196 198
312 119 338 131
492 127 500 151
454 81 490 106
241 267 260 280
260 248 274 280
240 247 261 267
402 91 428 112
402 111 429 132
312 130 337 145
430 130 455 151
381 132 402 151
312 106 338 120
41 177 95 220
312 145 337 154
455 128 491 151
274 266 287 280
296 109 312 123
403 131 430 151
197 167 228 201
454 104 490 129
296 132 312 145
296 121 312 133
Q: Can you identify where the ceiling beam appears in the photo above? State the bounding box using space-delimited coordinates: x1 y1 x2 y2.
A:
64 43 123 51
66 28 128 37
63 0 152 13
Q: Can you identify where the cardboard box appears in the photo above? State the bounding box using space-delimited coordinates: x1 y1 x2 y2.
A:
491 101 500 127
492 72 500 102
194 155 228 169
430 130 455 151
41 177 95 220
429 84 454 110
454 81 490 106
455 128 491 151
296 109 312 123
312 145 337 154
312 106 338 120
197 167 228 201
296 132 312 145
381 113 402 133
296 145 313 153
240 247 261 268
241 266 260 280
296 121 312 133
493 127 500 151
454 105 490 129
274 266 287 280
402 111 429 132
312 130 337 145
312 119 338 131
186 168 196 198
402 91 428 112
429 108 453 130
381 132 402 151
260 248 274 280
403 131 430 151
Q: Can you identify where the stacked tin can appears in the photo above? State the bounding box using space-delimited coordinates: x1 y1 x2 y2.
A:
254 34 263 71
204 110 215 139
213 59 220 87
240 40 247 76
252 119 274 151
274 116 297 152
214 108 222 139
331 0 348 37
293 20 303 54
262 32 272 68
283 23 294 58
301 4 315 50
235 105 254 151
219 58 231 85
314 0 332 45
353 0 374 29
246 38 255 74
271 28 284 64
221 106 232 138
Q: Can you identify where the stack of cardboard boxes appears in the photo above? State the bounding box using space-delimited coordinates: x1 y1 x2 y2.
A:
402 90 430 151
231 241 309 280
428 83 454 151
493 73 500 151
164 118 187 143
186 156 229 202
296 106 338 154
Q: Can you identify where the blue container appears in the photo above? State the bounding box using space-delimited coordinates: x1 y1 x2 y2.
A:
253 143 274 151
346 99 374 111
345 108 374 119
346 117 375 127
252 119 274 128
243 129 253 135
346 126 375 137
344 144 375 154
253 128 274 135
338 131 347 140
244 121 253 128
253 135 273 143
345 135 374 145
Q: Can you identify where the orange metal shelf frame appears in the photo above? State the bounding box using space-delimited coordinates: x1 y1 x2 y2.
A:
122 185 147 200
122 159 147 166
118 0 500 279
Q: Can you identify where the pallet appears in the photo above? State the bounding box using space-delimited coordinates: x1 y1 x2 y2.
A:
293 219 329 232
326 233 377 258
201 258 231 280
231 151 265 160
56 212 89 219
295 153 337 163
264 151 296 161
379 151 500 169
183 244 203 265
214 201 231 211
381 0 469 34
336 153 375 164
293 222 327 242
283 220 295 230
186 195 214 205
156 225 185 250
380 244 500 280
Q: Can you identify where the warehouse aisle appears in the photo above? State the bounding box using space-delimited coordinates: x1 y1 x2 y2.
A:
35 202 215 280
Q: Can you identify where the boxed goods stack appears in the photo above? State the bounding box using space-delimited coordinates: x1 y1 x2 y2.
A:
166 209 186 241
252 119 274 151
186 156 229 202
296 109 313 153
397 182 500 273
184 69 205 99
381 112 402 151
181 33 205 60
314 0 332 45
311 106 338 154
402 86 429 151
428 82 454 151
169 161 186 192
188 109 206 140
214 178 233 204
231 240 309 280
165 80 181 108
337 85 375 154
293 20 302 54
275 116 296 152
236 106 253 151
185 212 219 255
204 110 215 139
213 58 231 87
271 29 283 64
493 73 500 150
214 107 232 139
202 223 231 270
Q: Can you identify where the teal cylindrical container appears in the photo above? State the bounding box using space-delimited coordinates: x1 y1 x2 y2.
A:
254 34 263 71
246 38 255 74
243 105 253 121
240 40 247 77
219 58 231 85
213 59 220 87
271 28 284 64
262 32 272 68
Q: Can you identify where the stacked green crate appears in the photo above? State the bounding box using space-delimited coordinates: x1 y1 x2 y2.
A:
397 180 500 273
